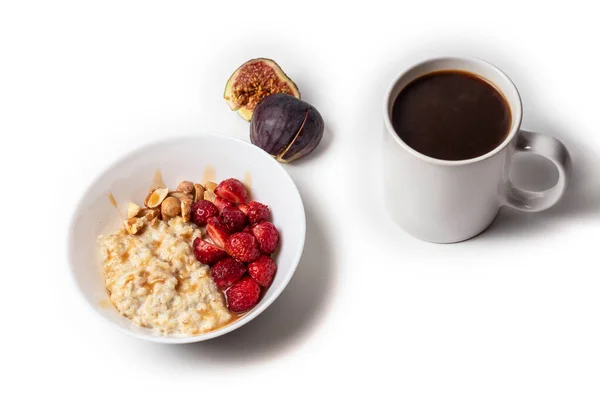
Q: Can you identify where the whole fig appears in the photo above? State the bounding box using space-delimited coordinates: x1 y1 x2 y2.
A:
250 93 324 163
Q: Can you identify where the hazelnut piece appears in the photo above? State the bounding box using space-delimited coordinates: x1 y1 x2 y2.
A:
181 198 192 222
204 190 216 203
205 181 217 193
124 217 145 235
168 191 193 200
145 187 169 208
161 197 181 220
176 181 195 194
194 184 205 202
138 208 160 220
127 202 142 218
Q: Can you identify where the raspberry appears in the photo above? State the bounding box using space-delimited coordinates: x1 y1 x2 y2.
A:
225 232 260 262
248 255 277 287
193 237 227 265
225 276 261 312
211 257 246 290
214 178 248 204
251 222 280 254
220 206 248 233
191 200 218 226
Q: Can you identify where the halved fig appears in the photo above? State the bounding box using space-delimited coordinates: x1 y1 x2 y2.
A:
224 58 300 121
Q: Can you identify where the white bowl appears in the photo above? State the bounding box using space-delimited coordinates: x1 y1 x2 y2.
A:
68 134 306 343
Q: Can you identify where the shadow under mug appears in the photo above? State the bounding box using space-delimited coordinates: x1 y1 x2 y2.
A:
383 57 572 243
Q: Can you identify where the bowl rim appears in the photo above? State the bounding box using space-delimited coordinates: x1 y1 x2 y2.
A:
67 133 306 344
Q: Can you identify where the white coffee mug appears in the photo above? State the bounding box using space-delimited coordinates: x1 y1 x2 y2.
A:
383 57 572 243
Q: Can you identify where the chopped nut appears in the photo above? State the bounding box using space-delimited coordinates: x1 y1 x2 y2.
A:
138 208 160 220
144 187 169 208
127 202 142 218
147 185 162 195
193 183 205 202
181 198 192 222
205 181 217 193
148 216 160 228
161 197 181 220
203 190 216 202
124 217 145 235
176 181 195 194
168 191 193 200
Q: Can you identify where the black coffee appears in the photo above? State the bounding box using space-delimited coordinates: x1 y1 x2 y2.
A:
391 70 511 161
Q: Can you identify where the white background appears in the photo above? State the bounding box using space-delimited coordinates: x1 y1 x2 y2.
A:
1 1 599 399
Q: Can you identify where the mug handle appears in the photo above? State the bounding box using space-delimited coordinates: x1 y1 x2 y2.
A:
503 130 572 212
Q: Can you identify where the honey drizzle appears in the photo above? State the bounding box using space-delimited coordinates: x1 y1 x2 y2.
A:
202 165 216 185
152 169 166 189
224 312 246 327
107 192 124 219
244 171 252 196
98 298 113 309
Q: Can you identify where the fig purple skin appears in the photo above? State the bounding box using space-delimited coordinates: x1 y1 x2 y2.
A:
250 93 324 163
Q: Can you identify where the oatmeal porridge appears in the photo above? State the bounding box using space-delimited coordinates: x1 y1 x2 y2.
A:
98 217 232 335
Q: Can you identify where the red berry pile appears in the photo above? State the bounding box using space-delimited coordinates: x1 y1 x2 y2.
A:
191 178 279 313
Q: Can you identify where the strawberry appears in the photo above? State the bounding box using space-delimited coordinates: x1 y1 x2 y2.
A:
243 201 271 225
251 222 280 254
214 178 248 204
237 203 249 215
191 200 219 226
225 232 260 262
211 257 246 290
206 217 230 248
193 237 227 265
225 276 261 312
248 255 277 287
214 196 233 213
220 206 248 233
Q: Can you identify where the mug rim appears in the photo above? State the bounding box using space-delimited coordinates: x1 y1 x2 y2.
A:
383 56 524 166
